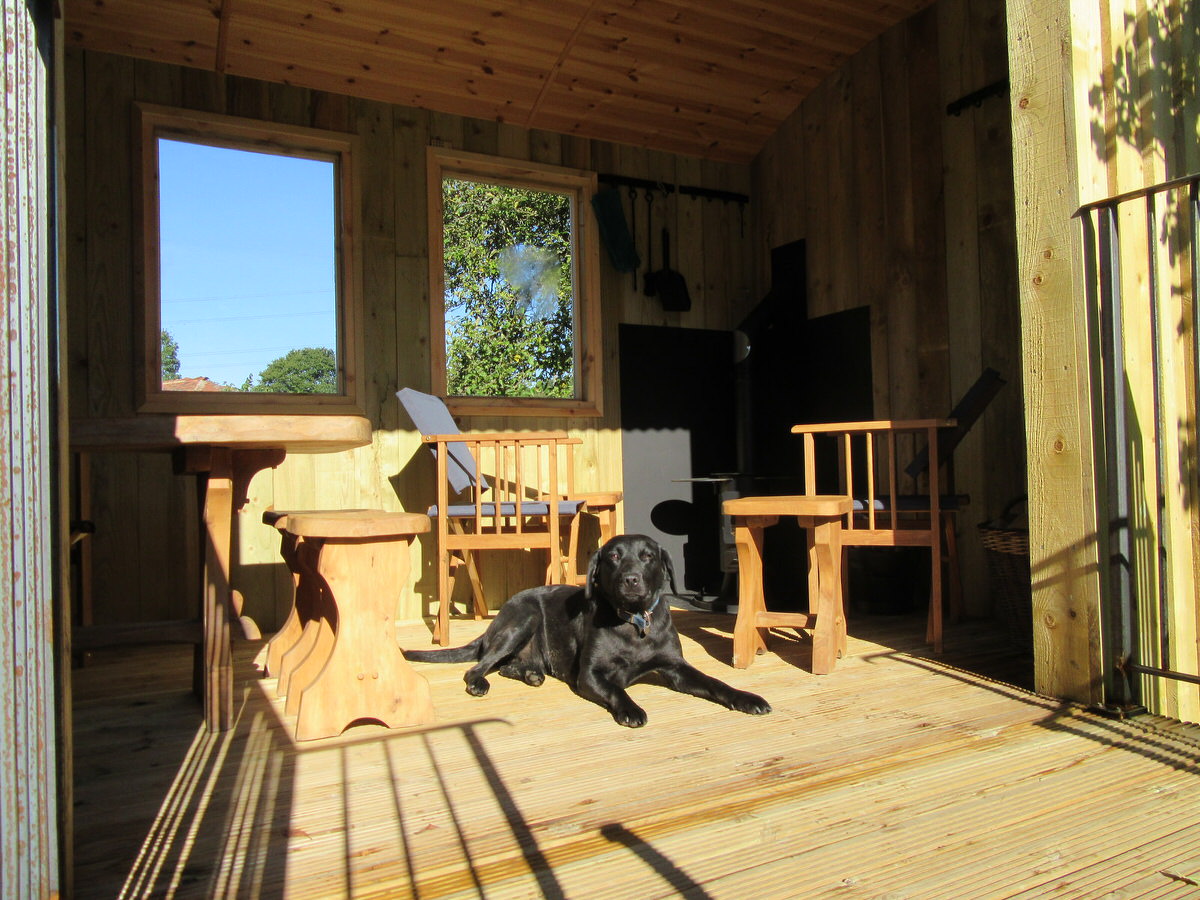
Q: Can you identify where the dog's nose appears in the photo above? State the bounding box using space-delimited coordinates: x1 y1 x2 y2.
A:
622 573 642 590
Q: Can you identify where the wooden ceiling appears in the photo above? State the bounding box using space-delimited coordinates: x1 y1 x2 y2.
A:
63 0 936 163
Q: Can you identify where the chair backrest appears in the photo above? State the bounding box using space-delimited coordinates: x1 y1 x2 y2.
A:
397 388 487 494
903 367 1006 481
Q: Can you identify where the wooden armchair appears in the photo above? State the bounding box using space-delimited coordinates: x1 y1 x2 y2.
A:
793 418 958 652
793 368 1005 653
398 388 590 645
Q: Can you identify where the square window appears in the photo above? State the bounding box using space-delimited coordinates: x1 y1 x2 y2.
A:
427 147 602 417
134 104 364 414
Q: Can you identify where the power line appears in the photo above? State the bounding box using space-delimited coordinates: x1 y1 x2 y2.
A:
163 288 334 304
168 309 334 325
183 345 332 360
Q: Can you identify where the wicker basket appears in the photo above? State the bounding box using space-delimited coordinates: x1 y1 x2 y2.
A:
978 496 1032 651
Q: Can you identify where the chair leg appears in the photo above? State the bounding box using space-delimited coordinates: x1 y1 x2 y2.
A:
942 511 963 624
463 551 488 618
731 521 770 668
435 549 452 646
435 523 487 646
564 514 582 584
543 516 582 585
546 527 563 587
806 535 822 615
925 536 944 654
445 553 487 619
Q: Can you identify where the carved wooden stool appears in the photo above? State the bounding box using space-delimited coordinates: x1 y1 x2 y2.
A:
262 508 367 685
268 510 435 740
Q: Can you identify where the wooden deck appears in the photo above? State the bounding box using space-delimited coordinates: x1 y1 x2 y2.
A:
72 610 1200 899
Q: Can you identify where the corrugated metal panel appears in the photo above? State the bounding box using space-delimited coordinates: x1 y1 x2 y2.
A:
1 0 59 896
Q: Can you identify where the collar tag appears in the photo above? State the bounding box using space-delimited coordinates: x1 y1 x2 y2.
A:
619 596 660 638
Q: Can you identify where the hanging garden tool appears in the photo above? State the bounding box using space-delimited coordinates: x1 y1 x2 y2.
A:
643 189 657 296
589 186 639 275
629 188 638 290
650 225 691 311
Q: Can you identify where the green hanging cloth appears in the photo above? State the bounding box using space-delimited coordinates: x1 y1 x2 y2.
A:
590 188 641 273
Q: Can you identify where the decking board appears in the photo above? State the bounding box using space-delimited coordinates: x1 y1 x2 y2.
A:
72 611 1199 898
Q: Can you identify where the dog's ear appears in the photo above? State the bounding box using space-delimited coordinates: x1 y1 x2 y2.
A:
584 548 602 599
660 546 680 596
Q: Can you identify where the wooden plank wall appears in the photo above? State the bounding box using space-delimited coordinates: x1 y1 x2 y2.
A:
64 48 754 634
750 0 1026 617
1008 0 1198 714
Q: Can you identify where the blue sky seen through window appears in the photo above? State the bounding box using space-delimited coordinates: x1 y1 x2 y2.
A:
158 139 338 389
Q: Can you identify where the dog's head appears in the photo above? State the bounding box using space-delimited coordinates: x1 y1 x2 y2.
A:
585 534 678 621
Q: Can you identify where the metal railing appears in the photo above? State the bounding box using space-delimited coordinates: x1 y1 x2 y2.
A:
1080 169 1200 705
1076 172 1200 706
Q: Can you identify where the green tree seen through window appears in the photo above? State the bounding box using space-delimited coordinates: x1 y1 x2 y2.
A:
442 178 574 398
243 347 337 394
161 330 181 382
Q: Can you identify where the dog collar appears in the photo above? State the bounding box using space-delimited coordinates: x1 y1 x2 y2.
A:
618 595 662 638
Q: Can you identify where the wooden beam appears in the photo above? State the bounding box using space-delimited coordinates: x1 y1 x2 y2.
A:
525 0 599 128
1005 0 1104 705
622 0 887 49
215 0 233 73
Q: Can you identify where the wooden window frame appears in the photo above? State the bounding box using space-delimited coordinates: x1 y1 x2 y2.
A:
426 146 603 418
133 103 365 415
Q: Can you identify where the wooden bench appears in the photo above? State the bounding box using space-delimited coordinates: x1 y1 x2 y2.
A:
722 494 854 674
263 509 435 741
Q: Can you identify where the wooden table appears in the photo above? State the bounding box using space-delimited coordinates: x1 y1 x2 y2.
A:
70 414 372 732
722 494 854 674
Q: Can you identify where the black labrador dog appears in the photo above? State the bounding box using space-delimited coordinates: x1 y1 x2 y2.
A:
403 534 771 727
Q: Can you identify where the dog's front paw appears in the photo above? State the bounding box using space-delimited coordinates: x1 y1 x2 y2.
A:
612 702 648 728
731 691 772 715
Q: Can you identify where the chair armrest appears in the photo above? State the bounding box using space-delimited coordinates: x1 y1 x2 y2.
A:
420 430 573 444
576 490 622 507
791 418 957 435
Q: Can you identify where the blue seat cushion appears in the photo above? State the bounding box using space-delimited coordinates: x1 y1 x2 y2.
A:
427 499 586 518
852 494 966 512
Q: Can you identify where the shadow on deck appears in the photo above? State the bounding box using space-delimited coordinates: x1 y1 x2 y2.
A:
71 611 1199 899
